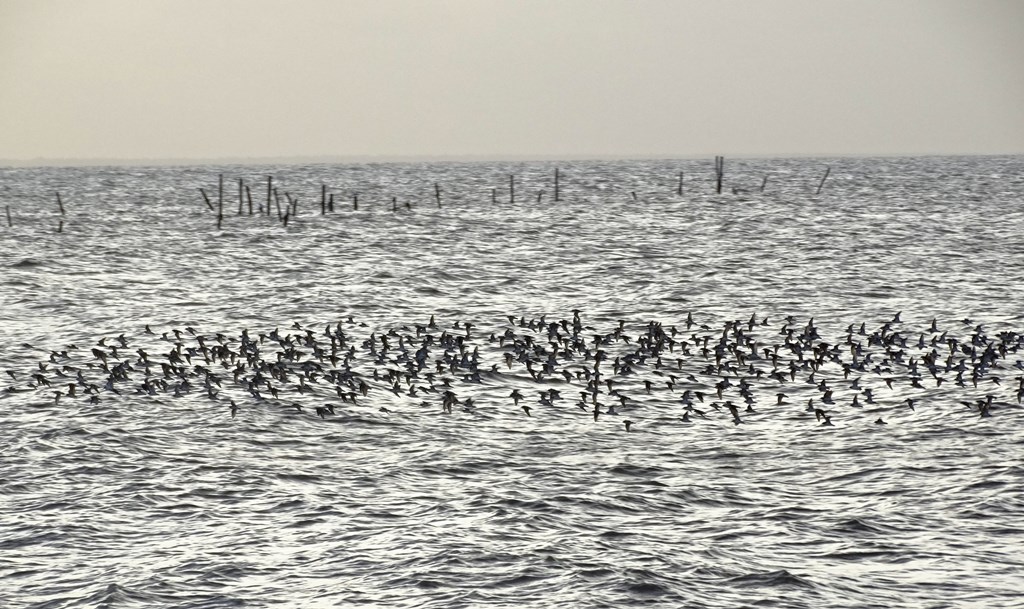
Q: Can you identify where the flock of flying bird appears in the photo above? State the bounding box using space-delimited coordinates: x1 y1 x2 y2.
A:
4 310 1023 431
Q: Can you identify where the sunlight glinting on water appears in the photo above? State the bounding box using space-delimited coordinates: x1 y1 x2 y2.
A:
1 156 1023 608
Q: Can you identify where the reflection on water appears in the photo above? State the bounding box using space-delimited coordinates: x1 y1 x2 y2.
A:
1 156 1023 608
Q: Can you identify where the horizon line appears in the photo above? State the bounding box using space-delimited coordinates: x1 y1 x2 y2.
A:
2 150 1021 169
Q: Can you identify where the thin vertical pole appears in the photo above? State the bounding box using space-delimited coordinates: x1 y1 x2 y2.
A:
760 175 769 193
5 205 12 227
509 175 514 204
321 184 327 215
715 157 724 194
434 183 441 208
554 168 561 202
246 185 253 215
237 178 243 215
677 172 683 196
56 191 65 215
266 176 272 216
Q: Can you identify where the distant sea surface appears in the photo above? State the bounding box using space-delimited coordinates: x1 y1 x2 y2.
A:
2 156 1023 608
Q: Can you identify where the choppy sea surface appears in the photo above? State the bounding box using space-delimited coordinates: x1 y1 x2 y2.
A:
2 156 1023 608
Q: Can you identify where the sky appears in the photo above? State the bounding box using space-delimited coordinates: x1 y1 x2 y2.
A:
1 0 1022 163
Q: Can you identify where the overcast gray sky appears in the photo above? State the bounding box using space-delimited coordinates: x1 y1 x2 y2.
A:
1 0 1022 162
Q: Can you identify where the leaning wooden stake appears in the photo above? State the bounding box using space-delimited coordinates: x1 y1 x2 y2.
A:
56 191 65 215
434 183 442 208
284 192 298 219
815 166 831 195
760 175 769 193
246 185 253 215
199 188 214 211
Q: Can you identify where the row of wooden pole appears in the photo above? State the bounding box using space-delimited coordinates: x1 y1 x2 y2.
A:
1 160 833 232
201 161 835 228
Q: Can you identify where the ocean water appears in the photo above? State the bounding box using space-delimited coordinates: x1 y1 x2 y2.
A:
1 156 1023 608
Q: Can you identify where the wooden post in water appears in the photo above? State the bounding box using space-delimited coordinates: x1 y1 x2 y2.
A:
509 175 514 204
491 188 497 204
434 183 441 208
392 196 397 212
246 185 253 215
353 193 358 211
328 193 334 212
815 166 831 195
554 168 561 202
321 184 327 215
631 191 638 201
266 176 272 216
217 189 224 230
199 188 214 211
536 190 543 203
5 205 11 227
715 156 724 194
677 172 684 196
56 191 65 216
57 220 63 233
274 189 283 219
760 174 769 193
219 174 224 212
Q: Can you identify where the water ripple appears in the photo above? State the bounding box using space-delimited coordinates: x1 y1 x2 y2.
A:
1 156 1024 608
